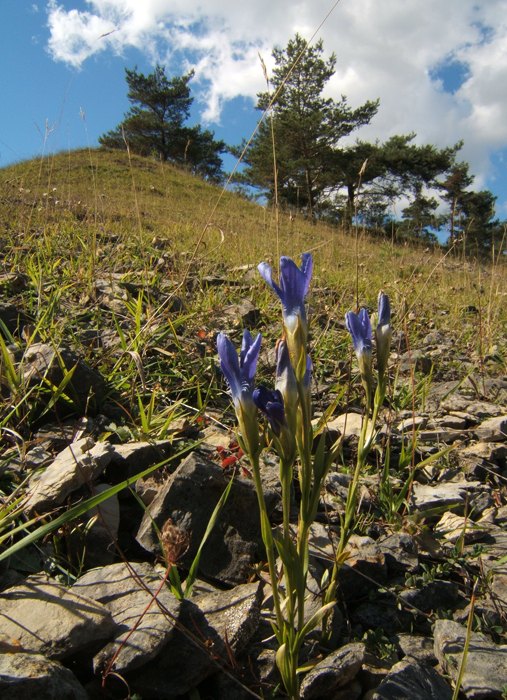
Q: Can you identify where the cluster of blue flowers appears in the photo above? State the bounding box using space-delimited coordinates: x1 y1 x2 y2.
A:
216 253 392 697
217 253 391 442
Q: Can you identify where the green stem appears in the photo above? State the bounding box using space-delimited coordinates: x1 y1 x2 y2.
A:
249 452 284 637
295 379 313 633
280 459 293 540
323 379 386 639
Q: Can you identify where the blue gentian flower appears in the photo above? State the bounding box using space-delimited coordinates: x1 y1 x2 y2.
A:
253 386 285 436
258 254 312 379
345 307 373 396
345 308 372 357
217 330 262 455
258 254 312 328
376 292 392 379
217 330 261 405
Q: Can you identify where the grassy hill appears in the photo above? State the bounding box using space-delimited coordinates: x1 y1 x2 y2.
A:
1 148 507 699
0 147 505 441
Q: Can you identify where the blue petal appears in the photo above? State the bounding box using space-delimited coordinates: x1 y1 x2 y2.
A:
241 330 262 385
345 310 372 354
217 332 242 400
378 292 391 327
253 385 285 435
304 353 313 389
258 254 313 317
279 257 309 316
300 253 313 297
358 308 372 343
258 262 283 299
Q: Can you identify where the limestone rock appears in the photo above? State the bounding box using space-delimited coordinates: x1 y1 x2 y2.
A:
222 299 260 327
435 512 488 544
0 652 87 699
26 437 116 513
399 350 433 374
434 619 507 699
0 575 116 659
397 416 428 433
81 483 120 567
377 532 419 575
457 441 507 478
399 580 461 613
112 440 174 479
372 660 452 699
129 598 226 698
395 634 436 663
299 642 365 700
338 536 388 602
72 561 180 675
410 478 483 516
136 452 277 585
194 580 263 655
466 401 505 419
474 415 507 442
326 412 364 440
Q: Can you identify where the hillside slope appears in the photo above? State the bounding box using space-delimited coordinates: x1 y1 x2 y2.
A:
1 147 505 322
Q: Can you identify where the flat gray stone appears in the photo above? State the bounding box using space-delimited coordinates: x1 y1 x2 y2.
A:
397 416 428 433
0 652 87 699
338 536 388 602
129 598 226 698
72 562 180 675
474 415 507 442
372 660 452 699
410 479 483 515
457 442 507 478
396 634 436 663
194 580 263 655
81 483 120 567
300 642 365 699
416 428 466 444
466 402 505 419
112 440 174 479
0 575 116 659
377 533 419 575
434 619 507 699
222 299 260 327
326 413 364 440
436 414 469 429
435 512 489 544
399 580 461 613
465 524 507 574
26 437 116 513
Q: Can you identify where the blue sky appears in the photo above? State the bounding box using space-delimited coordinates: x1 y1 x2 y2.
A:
2 1 507 219
1 3 258 169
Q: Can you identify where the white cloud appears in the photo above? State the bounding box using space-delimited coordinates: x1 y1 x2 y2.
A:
45 0 507 200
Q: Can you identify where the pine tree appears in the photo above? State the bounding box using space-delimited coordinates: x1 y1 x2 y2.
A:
99 65 226 181
239 34 378 219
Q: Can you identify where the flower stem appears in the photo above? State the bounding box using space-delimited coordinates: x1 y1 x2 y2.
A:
249 452 284 637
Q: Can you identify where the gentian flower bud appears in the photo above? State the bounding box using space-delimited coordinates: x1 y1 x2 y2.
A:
345 308 374 400
258 254 312 381
253 386 285 436
217 330 262 456
275 339 298 432
376 292 391 380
